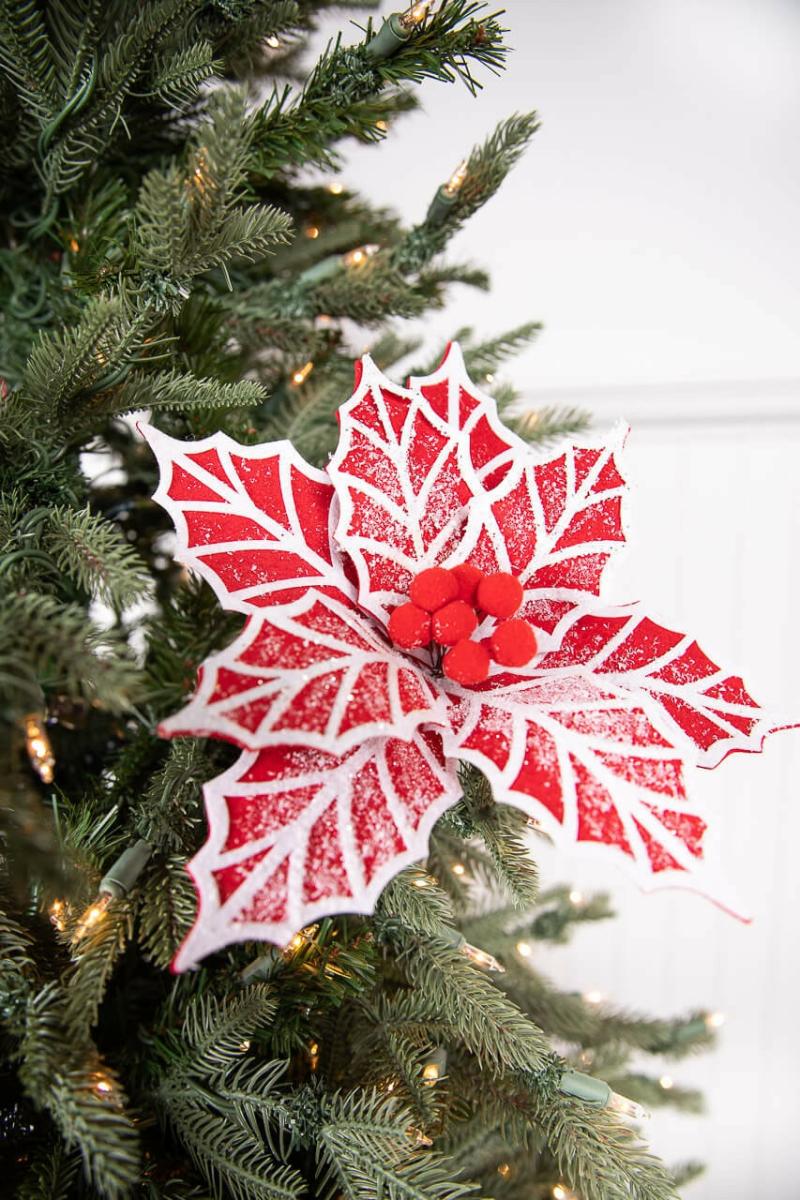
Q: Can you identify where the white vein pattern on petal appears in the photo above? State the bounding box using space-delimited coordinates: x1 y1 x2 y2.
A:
531 601 779 769
441 673 745 909
159 590 449 753
406 341 530 479
173 735 460 969
329 351 528 626
466 424 630 597
140 423 354 614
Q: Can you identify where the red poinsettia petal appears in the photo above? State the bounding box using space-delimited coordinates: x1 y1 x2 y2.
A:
535 604 781 768
442 673 741 906
160 593 448 754
141 424 354 613
408 343 523 490
172 730 459 969
451 426 629 654
328 348 526 628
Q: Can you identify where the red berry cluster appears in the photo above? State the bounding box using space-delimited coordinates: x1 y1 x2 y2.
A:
387 564 538 686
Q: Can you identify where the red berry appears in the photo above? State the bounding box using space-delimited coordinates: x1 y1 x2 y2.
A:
477 572 523 619
432 600 478 646
450 562 484 604
388 603 431 649
409 567 458 612
442 639 491 686
489 618 538 667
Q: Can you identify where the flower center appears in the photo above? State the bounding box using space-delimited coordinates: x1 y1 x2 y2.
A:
387 565 539 685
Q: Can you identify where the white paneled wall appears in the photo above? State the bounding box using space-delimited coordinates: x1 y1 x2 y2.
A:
531 401 800 1198
309 0 800 1191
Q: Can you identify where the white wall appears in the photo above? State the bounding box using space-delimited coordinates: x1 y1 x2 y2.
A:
312 1 800 1194
533 408 800 1198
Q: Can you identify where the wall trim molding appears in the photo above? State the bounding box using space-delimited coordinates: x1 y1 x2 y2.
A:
519 377 800 428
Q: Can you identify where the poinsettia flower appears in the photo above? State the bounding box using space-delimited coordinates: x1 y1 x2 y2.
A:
142 344 786 970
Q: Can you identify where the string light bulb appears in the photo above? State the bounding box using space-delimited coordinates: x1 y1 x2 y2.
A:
49 898 67 932
460 940 504 973
283 923 319 953
515 940 532 959
583 989 604 1006
304 225 320 239
569 889 584 906
421 1046 447 1085
443 159 468 198
706 1011 725 1030
23 713 55 784
607 1091 649 1120
560 1069 649 1122
290 361 314 387
342 243 379 269
497 1163 512 1179
73 893 112 940
309 1040 320 1070
300 242 380 287
365 2 431 61
440 926 505 972
451 862 466 877
399 0 432 28
188 148 210 196
427 159 469 225
265 34 281 49
328 182 344 195
552 1186 574 1200
659 1074 674 1091
74 840 153 941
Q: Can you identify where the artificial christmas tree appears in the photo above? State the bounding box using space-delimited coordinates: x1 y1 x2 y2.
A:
0 3 785 1197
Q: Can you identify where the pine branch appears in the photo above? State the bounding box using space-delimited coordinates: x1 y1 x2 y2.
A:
504 404 591 445
179 985 278 1078
248 2 508 177
376 870 457 939
138 855 197 969
39 0 202 203
0 592 141 713
0 898 37 1022
165 1097 305 1200
21 298 149 423
394 935 551 1074
147 40 220 109
395 112 539 272
453 323 543 378
317 1087 480 1200
98 368 266 417
135 89 292 303
44 506 151 607
16 1139 82 1200
63 900 134 1036
498 964 715 1060
19 983 141 1198
531 1091 680 1200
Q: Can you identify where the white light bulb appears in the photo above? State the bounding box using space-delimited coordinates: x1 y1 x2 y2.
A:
609 1091 649 1121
